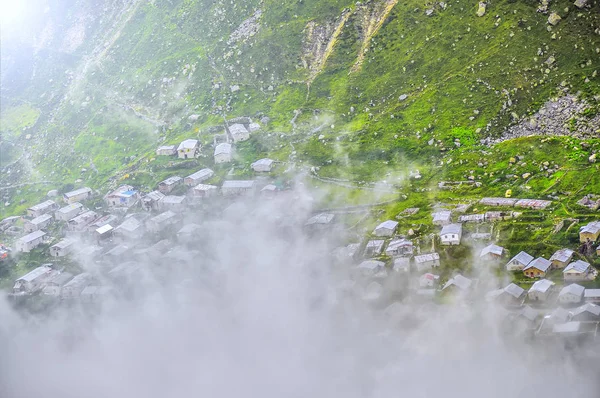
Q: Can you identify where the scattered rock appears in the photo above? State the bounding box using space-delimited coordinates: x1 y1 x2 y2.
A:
399 94 408 101
47 190 58 197
590 153 597 163
476 2 486 17
522 172 531 179
548 13 561 25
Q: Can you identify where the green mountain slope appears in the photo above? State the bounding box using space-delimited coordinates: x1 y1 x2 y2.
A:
1 0 599 215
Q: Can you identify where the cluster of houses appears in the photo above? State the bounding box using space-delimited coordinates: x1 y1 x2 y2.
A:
155 121 262 165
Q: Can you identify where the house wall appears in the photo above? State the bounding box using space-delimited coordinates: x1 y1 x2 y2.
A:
222 187 253 196
232 132 250 142
158 183 177 193
15 237 44 253
580 231 600 243
507 261 526 271
559 293 582 304
64 192 91 204
55 207 82 221
564 272 588 282
524 268 546 278
215 153 231 163
50 246 70 257
374 228 394 237
441 233 460 245
551 259 569 269
528 290 550 302
43 284 62 296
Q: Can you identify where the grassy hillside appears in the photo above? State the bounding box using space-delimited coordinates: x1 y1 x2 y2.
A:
0 0 599 216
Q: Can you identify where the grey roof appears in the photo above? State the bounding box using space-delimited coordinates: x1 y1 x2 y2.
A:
63 273 92 289
504 283 525 299
52 239 75 249
160 176 182 186
229 123 248 136
518 305 538 322
143 191 165 201
186 168 214 181
458 214 485 222
17 265 52 282
480 244 504 257
57 202 84 214
570 303 600 318
194 184 218 191
440 223 462 236
305 213 335 225
375 220 398 231
523 257 551 272
549 248 574 263
549 307 571 323
177 139 199 150
28 214 52 225
17 230 46 243
150 210 177 224
161 195 186 204
432 210 451 222
442 274 472 291
28 200 57 211
47 272 74 286
222 180 255 189
386 238 413 251
393 257 410 270
214 142 232 155
64 187 92 198
508 251 534 266
116 217 143 232
414 252 440 263
552 322 581 334
564 260 591 274
580 221 600 234
251 158 274 167
584 289 600 299
559 283 585 297
178 223 202 234
529 279 555 293
157 145 176 151
69 210 98 225
358 260 385 271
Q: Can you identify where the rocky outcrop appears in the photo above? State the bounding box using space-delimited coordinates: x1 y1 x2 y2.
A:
485 95 600 145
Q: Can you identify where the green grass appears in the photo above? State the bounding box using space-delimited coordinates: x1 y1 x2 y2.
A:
0 104 41 138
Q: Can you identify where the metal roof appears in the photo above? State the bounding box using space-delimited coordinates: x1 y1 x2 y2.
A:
222 180 255 189
414 252 440 263
96 224 113 234
160 176 182 185
518 305 538 322
580 221 600 234
375 220 398 231
432 210 451 222
523 257 551 272
563 260 591 274
559 283 585 297
358 260 385 271
570 303 600 318
251 158 274 167
480 244 504 257
161 195 186 204
305 213 334 225
116 217 142 232
186 168 214 181
214 142 232 155
549 248 574 263
552 321 581 334
28 214 52 225
504 283 525 299
16 265 52 282
440 223 462 235
150 210 177 224
28 200 57 211
508 251 533 266
52 239 75 249
143 191 165 201
17 230 46 243
584 289 600 299
442 274 472 290
64 187 92 198
194 184 218 191
529 279 555 293
57 202 83 213
177 139 199 150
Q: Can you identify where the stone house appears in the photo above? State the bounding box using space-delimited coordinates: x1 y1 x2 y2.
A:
54 203 84 221
177 139 200 159
23 214 52 233
27 200 59 218
14 230 47 252
63 187 93 204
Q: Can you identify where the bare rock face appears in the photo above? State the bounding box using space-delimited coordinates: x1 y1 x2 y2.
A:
548 12 561 25
574 0 588 8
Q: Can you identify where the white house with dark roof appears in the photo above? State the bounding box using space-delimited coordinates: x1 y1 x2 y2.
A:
505 251 534 271
184 168 214 186
563 260 591 282
364 239 385 257
15 230 47 252
251 158 274 172
228 123 250 142
373 220 399 237
523 257 552 278
50 239 75 257
27 200 59 218
222 180 256 196
558 283 585 304
158 176 183 194
177 139 200 159
528 279 555 302
440 223 462 245
569 303 600 322
385 238 413 257
13 265 55 294
63 187 92 204
54 202 84 221
549 248 574 269
23 214 52 233
214 143 232 163
414 252 440 272
432 210 452 226
480 244 505 261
